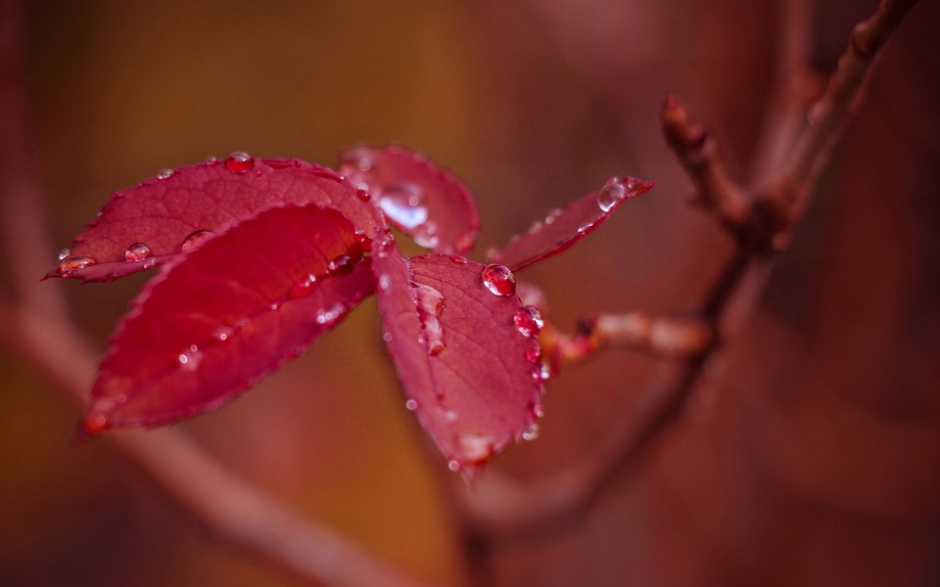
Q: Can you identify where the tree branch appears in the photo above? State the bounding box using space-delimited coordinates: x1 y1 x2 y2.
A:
456 0 922 542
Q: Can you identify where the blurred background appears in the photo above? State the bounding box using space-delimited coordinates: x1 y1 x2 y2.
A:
2 0 939 585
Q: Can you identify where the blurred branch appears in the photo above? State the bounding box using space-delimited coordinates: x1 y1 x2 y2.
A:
661 95 751 240
0 2 435 586
457 0 921 542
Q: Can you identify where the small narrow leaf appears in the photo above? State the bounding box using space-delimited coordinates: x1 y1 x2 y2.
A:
338 145 479 255
47 155 385 282
372 242 544 481
82 203 374 434
490 176 654 272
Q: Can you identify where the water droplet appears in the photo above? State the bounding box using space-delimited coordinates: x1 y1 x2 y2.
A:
181 230 214 252
449 255 468 264
124 242 152 262
157 168 175 180
57 248 71 261
382 331 393 343
338 148 373 173
311 167 343 182
327 254 354 274
544 208 561 225
373 231 394 259
530 402 545 419
522 423 540 441
513 306 544 337
525 345 542 363
288 274 318 299
448 459 462 472
209 326 234 344
58 255 96 274
178 344 202 371
224 152 254 173
354 230 372 252
456 232 475 252
414 282 445 356
356 189 371 202
413 221 439 249
443 409 458 422
481 264 516 296
378 273 391 291
528 220 544 235
84 412 110 435
531 361 552 382
597 179 626 212
315 303 344 326
458 434 495 463
405 399 418 411
576 221 595 235
379 183 427 229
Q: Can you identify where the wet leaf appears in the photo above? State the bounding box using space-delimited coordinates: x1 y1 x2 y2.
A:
81 203 374 434
338 145 479 255
47 155 384 282
372 244 544 481
490 176 654 271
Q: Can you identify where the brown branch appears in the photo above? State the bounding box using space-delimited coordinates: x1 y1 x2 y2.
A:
456 0 922 542
764 0 921 250
750 0 820 185
661 95 751 239
1 2 436 586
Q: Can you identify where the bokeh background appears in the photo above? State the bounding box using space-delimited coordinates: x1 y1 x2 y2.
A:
3 0 939 585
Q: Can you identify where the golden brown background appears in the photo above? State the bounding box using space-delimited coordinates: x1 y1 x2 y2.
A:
3 0 939 585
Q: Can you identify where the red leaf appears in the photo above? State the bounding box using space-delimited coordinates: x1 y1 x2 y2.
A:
371 239 544 481
47 154 385 282
489 176 654 271
338 145 479 255
81 203 374 435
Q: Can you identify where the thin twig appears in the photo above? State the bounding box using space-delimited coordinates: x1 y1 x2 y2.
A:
1 2 435 585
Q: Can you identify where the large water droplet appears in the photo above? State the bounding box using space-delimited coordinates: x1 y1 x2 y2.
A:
481 264 516 296
57 248 71 261
513 306 544 337
181 230 214 252
379 183 427 229
178 344 202 371
405 398 419 411
356 189 371 202
157 168 175 180
124 242 153 262
224 152 254 173
58 255 96 274
447 459 462 472
597 178 626 212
